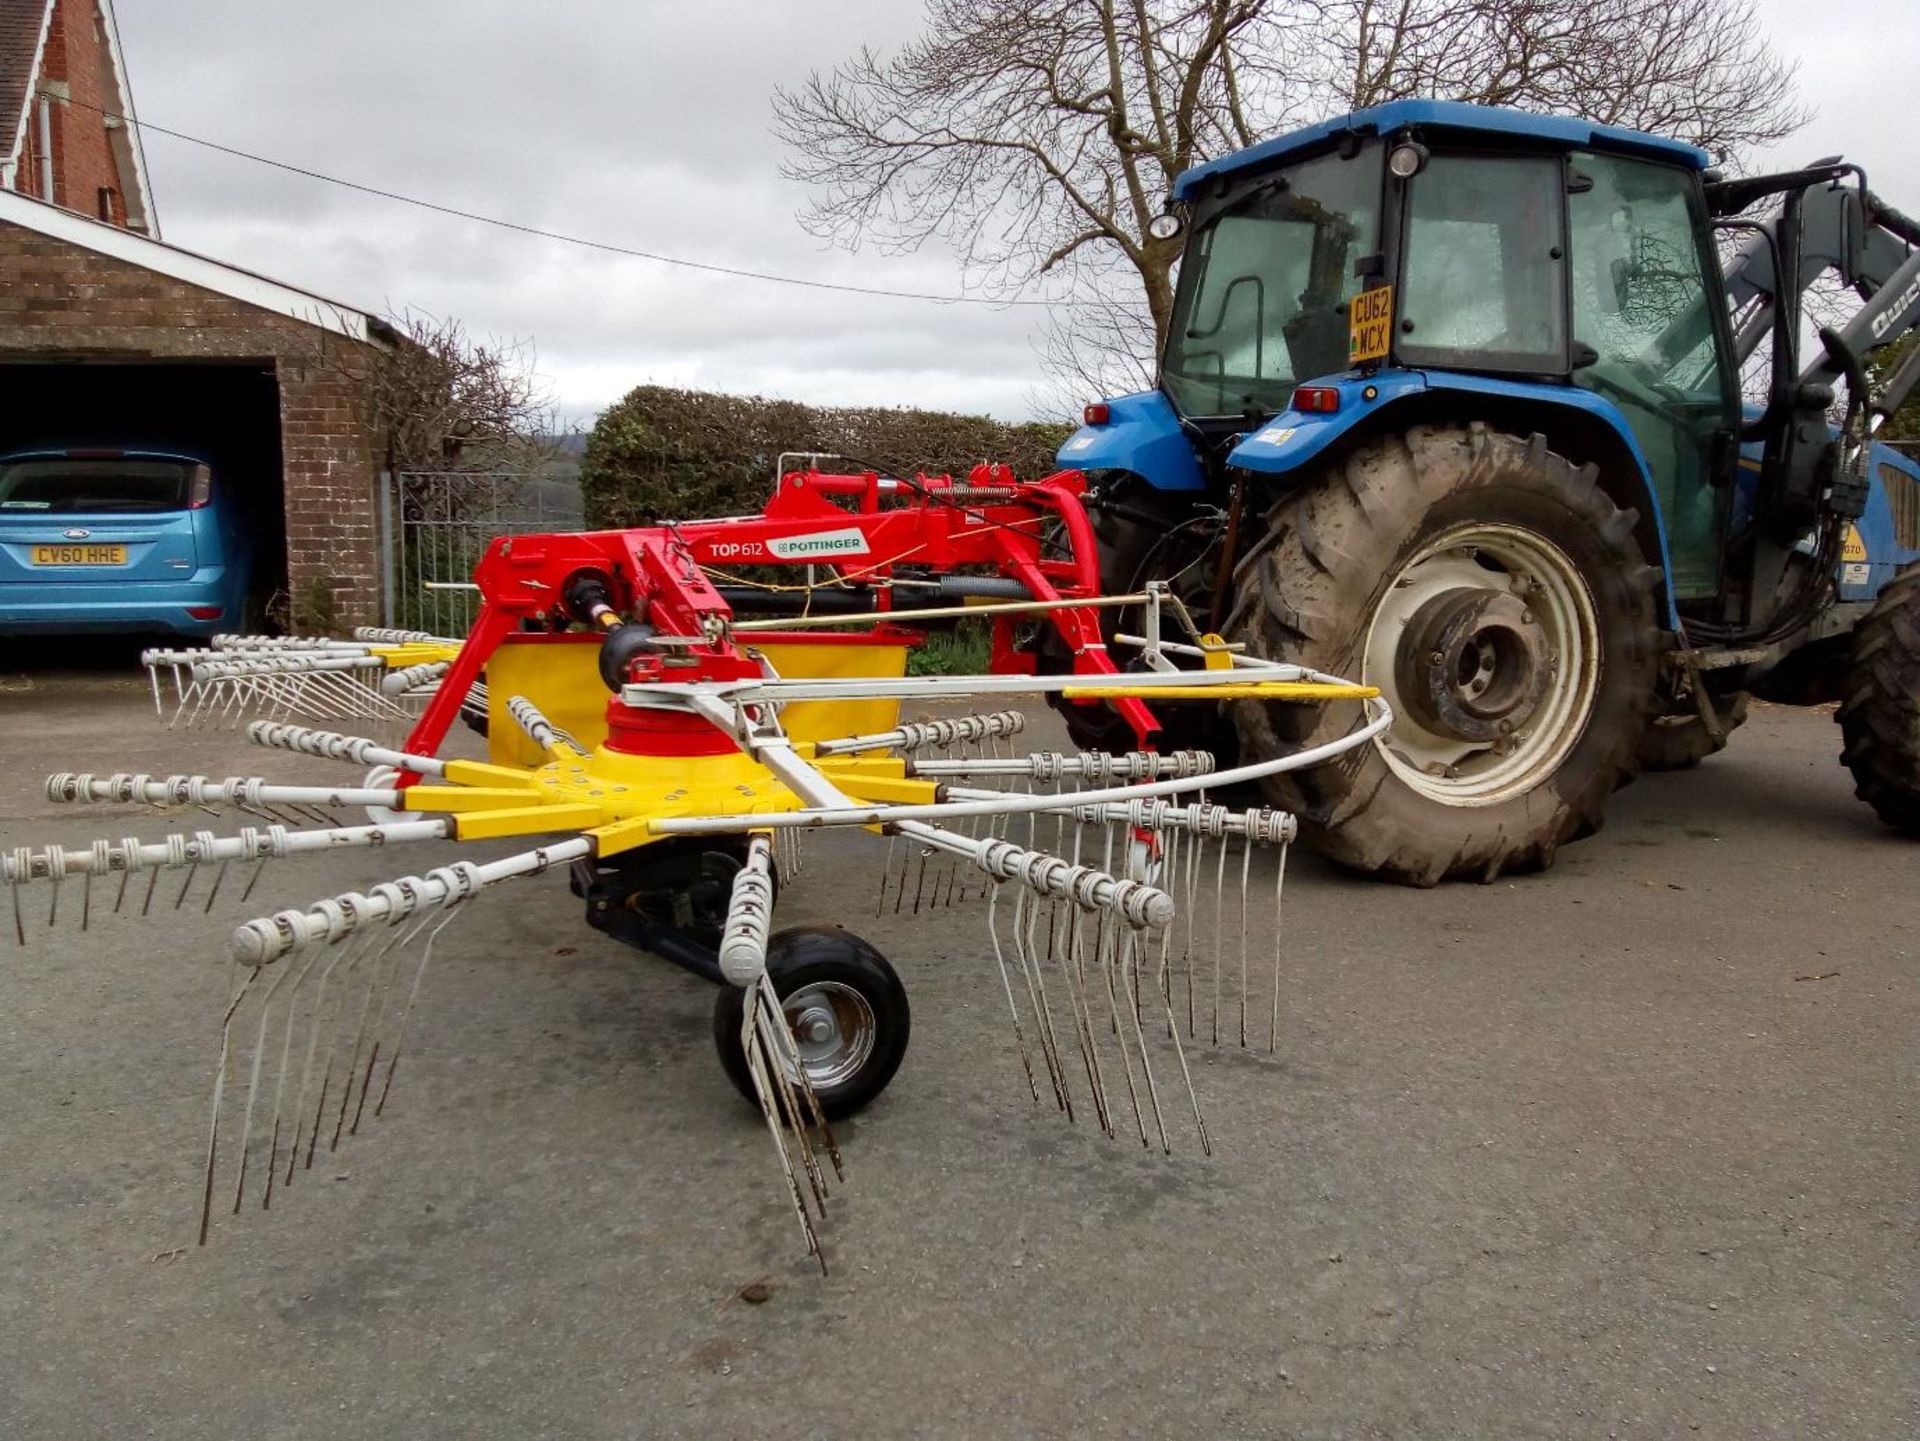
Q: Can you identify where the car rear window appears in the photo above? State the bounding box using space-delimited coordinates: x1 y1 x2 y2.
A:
0 458 197 513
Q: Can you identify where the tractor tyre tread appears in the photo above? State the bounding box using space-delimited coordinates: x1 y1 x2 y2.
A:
1837 562 1920 833
1231 424 1661 885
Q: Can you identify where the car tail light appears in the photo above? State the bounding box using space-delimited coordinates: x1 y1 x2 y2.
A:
188 464 213 509
1291 386 1341 414
186 605 224 620
1083 402 1111 425
64 447 124 459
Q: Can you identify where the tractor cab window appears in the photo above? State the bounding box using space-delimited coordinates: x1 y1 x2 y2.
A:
1162 146 1380 418
1567 152 1739 598
1398 154 1568 373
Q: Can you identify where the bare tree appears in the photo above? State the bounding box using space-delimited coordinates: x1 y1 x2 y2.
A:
775 0 1806 400
374 311 556 473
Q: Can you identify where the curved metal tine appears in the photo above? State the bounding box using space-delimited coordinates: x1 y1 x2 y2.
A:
170 670 202 729
1052 877 1109 1136
875 833 897 917
202 860 231 914
199 967 262 1245
1175 813 1190 1036
259 938 347 1209
765 972 844 1181
1014 883 1071 1117
281 928 382 1187
373 901 469 1118
328 909 417 1154
1096 904 1148 1146
238 858 269 906
1152 915 1211 1156
1120 927 1170 1153
910 843 929 914
1211 830 1228 1045
1157 826 1179 1030
1067 886 1113 1135
985 884 1040 1104
346 911 436 1140
891 835 910 915
1270 840 1290 1055
754 974 831 1204
1239 836 1253 1048
229 945 320 1214
739 993 824 1272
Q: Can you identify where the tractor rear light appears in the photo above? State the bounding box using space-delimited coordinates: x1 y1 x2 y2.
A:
1292 386 1341 414
1083 403 1111 425
187 464 213 509
186 605 224 620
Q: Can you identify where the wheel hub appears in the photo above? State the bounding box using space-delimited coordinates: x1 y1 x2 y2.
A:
1395 588 1551 743
1362 523 1600 808
781 981 876 1090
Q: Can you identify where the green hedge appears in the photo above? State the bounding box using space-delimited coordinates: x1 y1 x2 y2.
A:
580 384 1073 526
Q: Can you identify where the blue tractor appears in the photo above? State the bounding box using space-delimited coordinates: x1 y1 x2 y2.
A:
1056 100 1920 884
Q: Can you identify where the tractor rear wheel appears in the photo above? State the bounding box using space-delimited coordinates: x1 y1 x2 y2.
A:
1838 562 1920 833
1638 690 1750 771
1231 424 1661 884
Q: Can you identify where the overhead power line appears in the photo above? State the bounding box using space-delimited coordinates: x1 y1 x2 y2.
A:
60 93 1061 309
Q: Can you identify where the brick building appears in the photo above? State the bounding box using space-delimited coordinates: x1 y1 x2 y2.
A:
2 0 152 231
1 0 396 627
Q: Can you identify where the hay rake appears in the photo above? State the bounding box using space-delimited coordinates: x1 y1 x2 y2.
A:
6 464 1389 1271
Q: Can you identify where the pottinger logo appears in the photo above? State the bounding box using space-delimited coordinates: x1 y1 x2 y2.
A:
764 528 872 560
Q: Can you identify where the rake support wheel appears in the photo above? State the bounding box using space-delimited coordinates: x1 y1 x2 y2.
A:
714 925 910 1120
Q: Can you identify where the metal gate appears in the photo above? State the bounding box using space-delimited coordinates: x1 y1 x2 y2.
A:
380 470 585 635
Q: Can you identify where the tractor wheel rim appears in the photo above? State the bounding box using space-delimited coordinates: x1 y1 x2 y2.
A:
781 981 876 1091
1363 522 1600 807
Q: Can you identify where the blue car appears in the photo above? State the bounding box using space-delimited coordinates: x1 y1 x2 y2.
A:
0 447 254 636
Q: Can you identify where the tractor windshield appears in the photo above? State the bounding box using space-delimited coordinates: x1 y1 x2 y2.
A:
1162 146 1380 418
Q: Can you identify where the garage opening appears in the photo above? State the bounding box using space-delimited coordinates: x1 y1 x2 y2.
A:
0 361 286 616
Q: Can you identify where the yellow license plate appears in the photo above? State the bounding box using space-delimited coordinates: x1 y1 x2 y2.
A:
31 544 127 566
1349 284 1393 364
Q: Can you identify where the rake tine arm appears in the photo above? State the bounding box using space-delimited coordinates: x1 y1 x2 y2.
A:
2 819 452 887
229 836 595 967
45 773 406 811
246 721 449 777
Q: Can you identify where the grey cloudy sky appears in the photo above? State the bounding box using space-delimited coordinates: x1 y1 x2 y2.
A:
112 1 1920 429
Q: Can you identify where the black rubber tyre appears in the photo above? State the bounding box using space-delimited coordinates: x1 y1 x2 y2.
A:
1230 424 1661 885
1638 690 1750 771
1040 477 1238 761
713 924 910 1120
1837 561 1920 833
